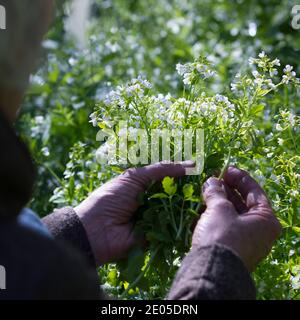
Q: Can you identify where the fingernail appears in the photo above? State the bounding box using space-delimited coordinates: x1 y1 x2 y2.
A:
203 177 222 192
179 160 195 167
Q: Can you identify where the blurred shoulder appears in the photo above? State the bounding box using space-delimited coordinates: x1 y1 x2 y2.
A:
0 219 102 300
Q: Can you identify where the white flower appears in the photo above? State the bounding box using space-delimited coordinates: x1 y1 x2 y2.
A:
89 112 98 127
278 174 286 184
287 113 296 126
288 190 299 198
183 73 193 85
258 51 266 58
176 63 188 76
35 116 44 124
230 83 238 92
270 259 279 265
282 65 299 84
282 75 289 84
270 174 279 184
215 94 227 102
283 65 293 73
277 138 284 146
41 147 50 157
176 60 215 85
275 123 284 131
137 75 152 89
272 58 281 67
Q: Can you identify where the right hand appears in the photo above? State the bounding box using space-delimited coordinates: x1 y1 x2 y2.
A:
192 166 282 271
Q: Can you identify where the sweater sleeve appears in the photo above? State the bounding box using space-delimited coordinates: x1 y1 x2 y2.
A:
167 244 256 300
42 207 96 268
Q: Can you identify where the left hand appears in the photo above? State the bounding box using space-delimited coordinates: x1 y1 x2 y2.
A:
75 161 194 266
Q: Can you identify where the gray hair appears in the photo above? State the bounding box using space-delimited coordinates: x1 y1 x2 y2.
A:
0 0 50 90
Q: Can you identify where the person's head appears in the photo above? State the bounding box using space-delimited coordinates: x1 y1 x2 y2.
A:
0 0 54 122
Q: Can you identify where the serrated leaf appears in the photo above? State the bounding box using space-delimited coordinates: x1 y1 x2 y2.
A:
183 184 194 199
162 176 177 196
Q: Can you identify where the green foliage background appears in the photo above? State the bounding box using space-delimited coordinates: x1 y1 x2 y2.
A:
16 0 300 299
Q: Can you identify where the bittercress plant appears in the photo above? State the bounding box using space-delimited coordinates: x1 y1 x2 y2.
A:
49 52 299 299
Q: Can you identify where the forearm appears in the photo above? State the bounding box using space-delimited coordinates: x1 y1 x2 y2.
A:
167 244 256 300
42 207 96 268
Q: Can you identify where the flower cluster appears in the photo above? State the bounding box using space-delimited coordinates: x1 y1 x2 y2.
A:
176 57 216 85
282 65 300 84
231 53 299 98
105 76 151 105
249 51 281 76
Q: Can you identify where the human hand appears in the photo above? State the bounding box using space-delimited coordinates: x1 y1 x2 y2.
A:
75 161 195 266
192 166 282 271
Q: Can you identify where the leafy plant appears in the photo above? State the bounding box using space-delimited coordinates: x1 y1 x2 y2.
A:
87 53 300 299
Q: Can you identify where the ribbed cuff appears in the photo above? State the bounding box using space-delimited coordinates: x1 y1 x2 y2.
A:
42 207 96 268
167 244 256 300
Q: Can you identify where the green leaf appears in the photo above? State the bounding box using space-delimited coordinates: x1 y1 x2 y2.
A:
149 193 168 199
292 226 300 234
278 218 290 228
250 104 265 116
110 166 125 174
162 177 177 196
107 269 118 287
205 153 223 170
183 184 194 199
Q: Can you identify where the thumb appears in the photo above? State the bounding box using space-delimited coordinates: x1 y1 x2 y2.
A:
202 177 235 213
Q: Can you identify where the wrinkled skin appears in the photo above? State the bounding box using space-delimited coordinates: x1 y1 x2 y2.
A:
75 161 195 266
192 166 282 271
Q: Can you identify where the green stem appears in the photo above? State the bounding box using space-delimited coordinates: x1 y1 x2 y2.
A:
37 160 63 186
218 147 232 180
169 197 178 234
162 199 177 233
288 127 297 152
176 200 185 240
